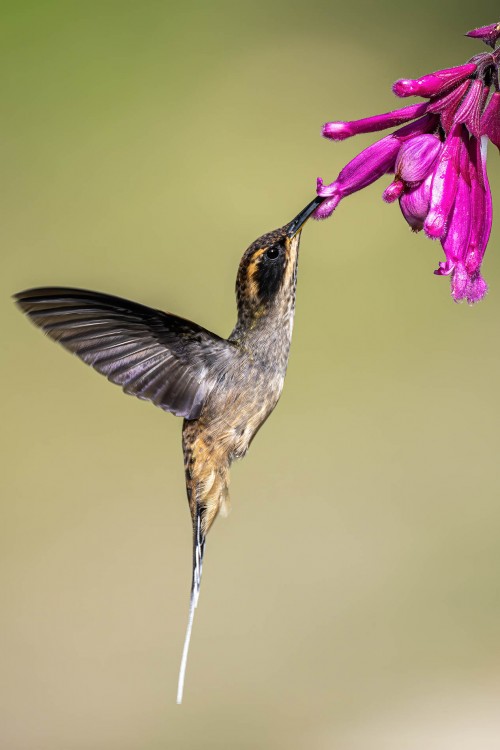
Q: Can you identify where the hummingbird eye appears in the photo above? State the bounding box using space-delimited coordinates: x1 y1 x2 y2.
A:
266 247 280 260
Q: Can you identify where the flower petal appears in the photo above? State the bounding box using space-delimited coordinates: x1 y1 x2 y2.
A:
400 173 433 231
428 80 470 132
481 91 500 150
393 113 440 141
424 124 464 238
451 262 469 301
434 258 455 276
317 135 401 202
312 195 341 220
440 136 490 304
395 134 442 185
383 179 404 203
466 273 488 303
440 172 472 268
464 137 486 274
478 136 493 261
454 79 486 137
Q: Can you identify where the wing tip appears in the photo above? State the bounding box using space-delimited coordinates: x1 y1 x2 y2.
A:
13 289 36 315
13 287 66 313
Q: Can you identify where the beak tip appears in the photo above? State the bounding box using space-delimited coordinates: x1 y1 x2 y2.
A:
287 196 323 237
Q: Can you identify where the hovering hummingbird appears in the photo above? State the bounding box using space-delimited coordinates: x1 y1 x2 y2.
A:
14 195 322 703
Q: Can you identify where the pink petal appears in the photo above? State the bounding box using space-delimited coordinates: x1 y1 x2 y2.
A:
312 195 341 220
439 172 472 267
316 176 337 197
317 135 401 201
464 137 486 274
395 134 443 185
393 113 440 141
383 179 404 203
454 79 485 138
434 258 455 276
400 173 433 231
466 274 488 304
481 91 500 150
428 80 470 132
424 124 464 239
451 263 469 302
478 136 493 262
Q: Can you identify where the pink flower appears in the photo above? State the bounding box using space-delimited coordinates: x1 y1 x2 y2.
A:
433 134 492 303
316 115 438 219
316 135 402 208
315 21 500 304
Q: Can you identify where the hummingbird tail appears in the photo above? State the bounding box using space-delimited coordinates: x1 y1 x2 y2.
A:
176 509 205 705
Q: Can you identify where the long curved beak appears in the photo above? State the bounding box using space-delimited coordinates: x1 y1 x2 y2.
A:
287 196 324 238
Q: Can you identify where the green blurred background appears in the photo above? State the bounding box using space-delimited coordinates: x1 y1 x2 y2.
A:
2 1 500 747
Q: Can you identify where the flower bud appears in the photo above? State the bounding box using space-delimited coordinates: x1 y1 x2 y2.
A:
392 63 476 98
383 179 404 203
466 22 500 48
322 103 428 141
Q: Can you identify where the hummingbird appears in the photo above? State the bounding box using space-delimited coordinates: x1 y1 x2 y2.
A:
14 195 322 703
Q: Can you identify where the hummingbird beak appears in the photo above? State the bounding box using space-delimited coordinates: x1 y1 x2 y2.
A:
286 196 324 238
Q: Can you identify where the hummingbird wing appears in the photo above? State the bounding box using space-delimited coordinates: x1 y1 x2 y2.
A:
14 287 232 420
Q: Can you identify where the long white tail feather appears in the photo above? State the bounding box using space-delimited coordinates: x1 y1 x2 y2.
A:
176 513 204 705
176 591 197 704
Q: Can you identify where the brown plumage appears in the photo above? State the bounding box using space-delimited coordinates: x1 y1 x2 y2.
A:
13 196 321 702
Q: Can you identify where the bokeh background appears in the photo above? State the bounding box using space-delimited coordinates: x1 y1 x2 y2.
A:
2 1 500 747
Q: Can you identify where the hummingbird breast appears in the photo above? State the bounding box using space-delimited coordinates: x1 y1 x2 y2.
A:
183 231 299 536
216 256 298 459
202 350 287 459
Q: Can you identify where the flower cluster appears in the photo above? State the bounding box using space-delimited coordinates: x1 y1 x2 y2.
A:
315 22 500 304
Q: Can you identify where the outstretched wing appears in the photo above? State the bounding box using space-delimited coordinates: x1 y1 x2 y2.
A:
14 287 233 420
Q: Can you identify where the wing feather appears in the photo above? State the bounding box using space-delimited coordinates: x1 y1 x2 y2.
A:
14 287 233 419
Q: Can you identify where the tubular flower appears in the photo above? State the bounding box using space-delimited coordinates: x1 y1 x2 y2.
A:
315 22 500 304
466 23 500 49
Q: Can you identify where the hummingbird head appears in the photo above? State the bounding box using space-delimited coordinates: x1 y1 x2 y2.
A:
234 197 321 324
